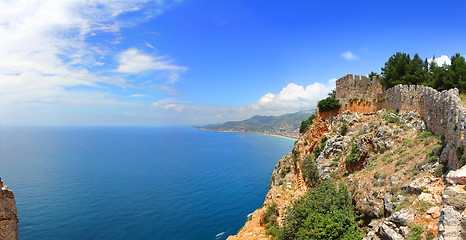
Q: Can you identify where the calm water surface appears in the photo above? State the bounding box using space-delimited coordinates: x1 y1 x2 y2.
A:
0 126 293 240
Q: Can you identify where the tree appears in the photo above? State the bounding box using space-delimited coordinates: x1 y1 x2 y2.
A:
380 52 411 88
449 53 466 92
278 181 362 240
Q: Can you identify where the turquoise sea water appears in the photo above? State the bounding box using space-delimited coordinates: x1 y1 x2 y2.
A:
0 127 293 240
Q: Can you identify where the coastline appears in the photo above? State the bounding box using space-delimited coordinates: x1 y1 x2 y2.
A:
193 127 298 141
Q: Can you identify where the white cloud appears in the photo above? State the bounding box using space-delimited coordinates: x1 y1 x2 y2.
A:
151 79 336 124
341 51 359 61
428 55 451 66
240 80 335 115
116 48 187 82
0 0 181 110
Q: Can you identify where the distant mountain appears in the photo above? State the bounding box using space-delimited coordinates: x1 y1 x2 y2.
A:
195 110 315 139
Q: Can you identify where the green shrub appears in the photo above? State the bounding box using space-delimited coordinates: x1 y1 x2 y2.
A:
302 154 319 186
262 202 279 237
385 116 400 124
320 136 328 149
434 164 449 177
417 131 433 140
403 139 414 147
314 145 322 157
426 230 435 240
345 142 359 164
318 96 341 113
278 181 362 240
280 166 291 178
292 154 298 166
408 224 424 240
453 124 458 131
395 199 409 211
417 200 431 212
457 146 465 167
299 114 316 133
340 124 348 136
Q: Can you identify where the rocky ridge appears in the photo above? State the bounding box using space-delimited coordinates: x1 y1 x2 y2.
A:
229 106 466 240
231 74 466 239
0 178 18 240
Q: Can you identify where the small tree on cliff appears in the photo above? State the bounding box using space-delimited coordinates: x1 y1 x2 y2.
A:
318 95 341 113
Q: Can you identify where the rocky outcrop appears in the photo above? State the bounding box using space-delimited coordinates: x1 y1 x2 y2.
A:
230 74 466 239
438 165 466 239
0 178 18 240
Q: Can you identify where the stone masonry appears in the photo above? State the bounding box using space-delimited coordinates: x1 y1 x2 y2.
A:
334 74 466 170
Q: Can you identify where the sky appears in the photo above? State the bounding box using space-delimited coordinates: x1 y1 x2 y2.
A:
1 0 465 126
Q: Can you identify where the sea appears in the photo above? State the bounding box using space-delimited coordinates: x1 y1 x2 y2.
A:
0 126 294 240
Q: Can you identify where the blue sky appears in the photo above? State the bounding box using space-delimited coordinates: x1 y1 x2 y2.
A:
1 0 465 126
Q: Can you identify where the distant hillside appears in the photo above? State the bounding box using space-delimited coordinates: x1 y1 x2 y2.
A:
195 110 315 139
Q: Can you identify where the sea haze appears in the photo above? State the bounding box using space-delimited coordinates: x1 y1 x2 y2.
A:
0 126 294 240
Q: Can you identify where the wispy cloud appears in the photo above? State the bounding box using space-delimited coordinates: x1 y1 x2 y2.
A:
341 51 359 61
127 94 150 98
115 48 187 83
0 0 182 110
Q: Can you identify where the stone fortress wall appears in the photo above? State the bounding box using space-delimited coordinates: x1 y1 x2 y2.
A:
334 74 466 170
335 74 383 106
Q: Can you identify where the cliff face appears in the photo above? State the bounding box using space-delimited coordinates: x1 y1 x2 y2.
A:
229 74 466 240
0 178 18 240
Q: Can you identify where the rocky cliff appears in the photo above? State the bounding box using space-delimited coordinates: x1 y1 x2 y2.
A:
0 178 18 240
228 74 466 240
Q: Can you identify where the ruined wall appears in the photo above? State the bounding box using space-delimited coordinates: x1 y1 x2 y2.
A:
335 74 383 106
0 178 18 240
381 85 466 170
334 74 466 170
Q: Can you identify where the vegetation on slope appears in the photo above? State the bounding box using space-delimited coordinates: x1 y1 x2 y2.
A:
318 90 341 113
199 110 314 138
278 181 362 240
299 91 340 134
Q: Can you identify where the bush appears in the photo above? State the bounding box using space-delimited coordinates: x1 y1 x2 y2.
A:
262 202 279 237
434 164 449 177
457 146 465 167
318 96 341 113
299 114 316 133
278 181 362 240
426 230 435 240
417 131 433 140
302 154 319 186
345 142 359 164
408 224 424 240
340 124 348 136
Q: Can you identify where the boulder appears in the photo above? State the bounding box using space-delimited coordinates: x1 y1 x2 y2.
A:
388 210 412 226
443 185 466 211
437 206 462 240
377 221 404 240
446 165 466 185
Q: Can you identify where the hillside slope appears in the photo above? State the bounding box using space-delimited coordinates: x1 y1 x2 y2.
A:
229 74 466 240
196 110 314 139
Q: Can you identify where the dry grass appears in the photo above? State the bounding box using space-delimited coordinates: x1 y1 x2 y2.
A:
460 92 466 107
